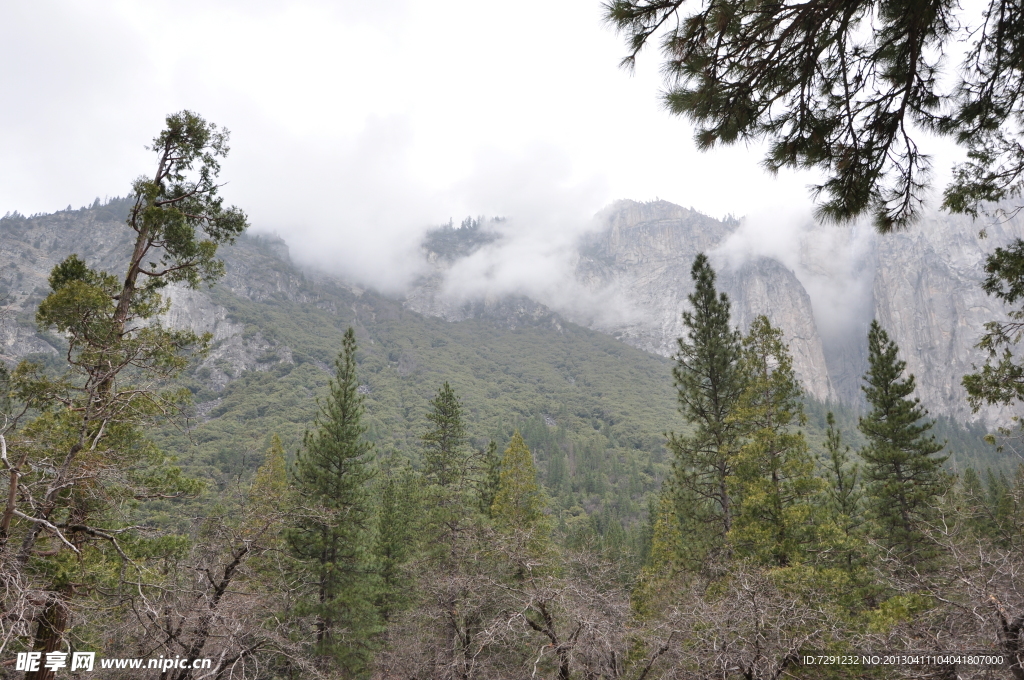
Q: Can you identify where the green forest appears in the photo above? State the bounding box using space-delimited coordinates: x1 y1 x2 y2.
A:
3 112 1024 680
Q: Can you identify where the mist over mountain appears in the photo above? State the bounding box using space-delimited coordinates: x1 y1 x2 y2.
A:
406 199 1022 426
2 196 1016 434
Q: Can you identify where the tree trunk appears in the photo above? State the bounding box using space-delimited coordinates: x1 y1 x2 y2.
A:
25 589 69 680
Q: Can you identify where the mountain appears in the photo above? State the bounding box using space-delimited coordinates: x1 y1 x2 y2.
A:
0 200 1009 543
572 201 833 403
407 199 1023 425
0 202 683 549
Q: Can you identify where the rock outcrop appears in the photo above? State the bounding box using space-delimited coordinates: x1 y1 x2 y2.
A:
406 199 1023 424
572 201 834 402
0 204 299 392
868 211 1022 424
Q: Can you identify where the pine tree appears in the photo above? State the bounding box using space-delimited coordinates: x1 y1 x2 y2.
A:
422 381 469 489
419 381 478 564
605 0 1024 229
666 253 746 565
632 491 685 618
823 412 863 539
728 316 821 566
492 432 550 551
289 327 379 675
479 440 501 517
373 453 419 623
959 466 1024 547
2 113 243 679
253 434 289 506
859 321 948 564
964 239 1024 427
489 432 548 561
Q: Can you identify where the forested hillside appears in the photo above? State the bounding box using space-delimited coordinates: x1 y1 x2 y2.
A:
10 0 1024 669
1 185 1018 678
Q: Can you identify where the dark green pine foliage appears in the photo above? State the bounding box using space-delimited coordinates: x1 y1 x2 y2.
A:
728 316 820 567
964 239 1024 411
422 381 470 490
604 0 1024 229
859 321 948 564
821 411 866 571
823 411 863 538
420 382 476 558
479 440 501 517
959 466 1024 547
289 327 379 675
373 454 420 623
665 253 746 566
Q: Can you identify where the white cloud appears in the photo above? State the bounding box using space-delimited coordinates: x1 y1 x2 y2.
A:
713 205 877 339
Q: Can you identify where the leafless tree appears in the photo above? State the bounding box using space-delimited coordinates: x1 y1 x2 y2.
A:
870 518 1024 679
639 564 844 680
95 452 316 680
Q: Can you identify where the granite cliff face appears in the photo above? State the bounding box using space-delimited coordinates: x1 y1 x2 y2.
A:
406 199 1023 424
571 201 834 402
868 211 1021 424
406 201 835 402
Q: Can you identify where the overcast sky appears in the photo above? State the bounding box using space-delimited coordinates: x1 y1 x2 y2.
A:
0 2 823 211
1 1 964 289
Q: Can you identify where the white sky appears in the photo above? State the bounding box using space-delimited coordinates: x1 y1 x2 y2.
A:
0 2 820 212
0 0 963 289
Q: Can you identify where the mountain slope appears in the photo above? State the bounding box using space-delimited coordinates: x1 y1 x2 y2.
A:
0 203 680 546
0 202 1006 550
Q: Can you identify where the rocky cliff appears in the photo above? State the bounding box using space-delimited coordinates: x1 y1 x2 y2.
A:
572 201 834 402
406 199 1023 425
0 202 302 391
870 211 1021 424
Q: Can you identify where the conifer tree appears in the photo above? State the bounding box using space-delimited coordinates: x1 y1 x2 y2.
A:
289 328 379 675
666 253 746 564
255 434 289 507
373 453 419 623
728 316 820 567
479 440 501 517
419 382 477 563
959 466 1024 547
859 321 948 563
823 412 863 539
632 492 685 618
422 381 469 489
492 432 547 530
489 436 548 569
1 112 244 679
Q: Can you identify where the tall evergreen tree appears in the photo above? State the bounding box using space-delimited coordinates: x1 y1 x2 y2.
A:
859 321 948 563
420 382 477 562
289 327 379 675
728 316 820 567
373 453 419 623
255 434 290 508
823 412 863 540
492 432 550 560
666 253 746 564
632 492 685 618
479 440 501 517
492 432 547 532
422 381 470 490
1 112 243 679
